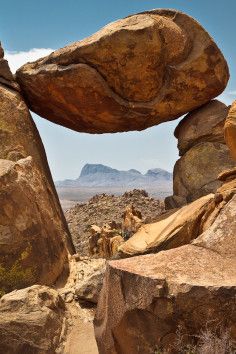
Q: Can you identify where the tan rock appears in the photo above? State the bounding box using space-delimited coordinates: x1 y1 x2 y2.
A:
75 258 106 304
119 194 215 256
16 10 228 133
0 285 66 354
224 100 236 160
175 100 229 156
95 194 236 353
172 142 235 203
0 45 74 294
0 157 69 294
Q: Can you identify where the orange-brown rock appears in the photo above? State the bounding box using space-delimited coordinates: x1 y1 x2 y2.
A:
95 192 236 353
119 194 215 256
0 285 66 353
16 10 228 133
175 100 229 156
172 142 235 204
225 100 236 160
0 43 74 294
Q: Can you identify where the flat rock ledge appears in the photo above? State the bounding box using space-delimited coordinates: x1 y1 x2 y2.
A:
94 249 236 354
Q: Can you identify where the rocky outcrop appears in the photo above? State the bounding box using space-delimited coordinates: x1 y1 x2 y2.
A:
65 190 164 255
0 285 67 354
165 100 235 209
175 100 229 156
0 43 74 295
95 185 236 353
16 10 228 133
225 100 236 160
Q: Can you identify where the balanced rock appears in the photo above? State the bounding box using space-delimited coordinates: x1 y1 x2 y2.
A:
95 191 236 353
175 100 229 156
225 100 236 160
0 285 66 354
16 10 228 133
0 43 74 294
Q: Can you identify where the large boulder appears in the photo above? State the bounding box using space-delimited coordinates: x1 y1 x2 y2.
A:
119 194 215 256
16 10 228 133
225 100 236 161
94 191 236 353
0 157 69 295
175 100 229 156
172 142 235 203
0 285 66 354
165 100 235 209
0 43 74 294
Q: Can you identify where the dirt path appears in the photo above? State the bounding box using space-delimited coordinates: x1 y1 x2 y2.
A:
64 317 98 354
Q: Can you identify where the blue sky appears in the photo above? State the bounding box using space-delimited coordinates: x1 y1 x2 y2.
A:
2 0 236 180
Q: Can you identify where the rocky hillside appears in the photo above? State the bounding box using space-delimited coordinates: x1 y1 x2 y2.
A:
65 190 165 255
56 163 172 188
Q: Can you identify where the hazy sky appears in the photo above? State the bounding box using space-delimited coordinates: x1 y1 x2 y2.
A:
2 0 236 180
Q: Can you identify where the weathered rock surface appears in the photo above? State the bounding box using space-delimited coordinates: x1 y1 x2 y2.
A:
95 190 236 353
121 178 236 257
0 43 74 294
0 157 69 295
225 100 236 161
175 100 229 156
0 285 67 354
16 10 228 133
119 194 215 256
166 99 235 209
75 258 106 304
172 142 235 204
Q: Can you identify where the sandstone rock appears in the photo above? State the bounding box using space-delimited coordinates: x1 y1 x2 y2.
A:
171 142 235 205
16 10 228 133
0 42 19 91
0 44 74 294
225 100 236 161
119 194 215 256
175 100 229 156
0 285 66 354
95 193 236 353
75 258 106 304
0 157 69 295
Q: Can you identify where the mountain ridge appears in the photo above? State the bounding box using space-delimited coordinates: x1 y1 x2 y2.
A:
56 163 172 188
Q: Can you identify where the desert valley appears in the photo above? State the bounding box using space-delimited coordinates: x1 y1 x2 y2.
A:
0 4 236 354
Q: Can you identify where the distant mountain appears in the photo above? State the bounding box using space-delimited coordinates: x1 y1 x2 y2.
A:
55 164 172 188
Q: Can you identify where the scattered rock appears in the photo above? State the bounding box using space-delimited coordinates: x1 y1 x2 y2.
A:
65 190 164 256
0 285 67 354
175 100 229 156
16 9 228 133
225 100 236 161
95 190 236 353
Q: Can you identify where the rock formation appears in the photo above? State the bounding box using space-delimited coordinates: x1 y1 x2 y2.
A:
0 42 74 295
225 100 236 160
0 285 66 353
95 179 236 353
165 100 235 209
65 190 164 255
16 10 228 133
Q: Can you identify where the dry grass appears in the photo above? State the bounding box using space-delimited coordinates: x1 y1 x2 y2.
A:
154 326 235 354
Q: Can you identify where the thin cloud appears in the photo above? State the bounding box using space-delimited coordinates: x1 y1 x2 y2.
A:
5 48 54 73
